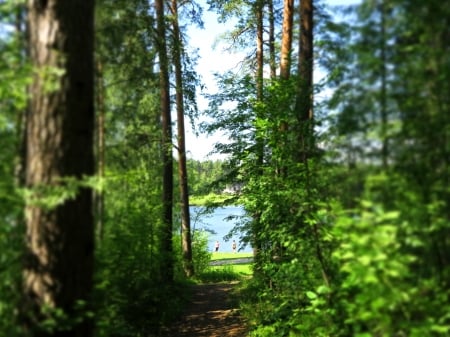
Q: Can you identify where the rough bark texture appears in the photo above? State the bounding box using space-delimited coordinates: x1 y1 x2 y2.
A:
156 0 174 283
171 0 194 278
24 0 95 336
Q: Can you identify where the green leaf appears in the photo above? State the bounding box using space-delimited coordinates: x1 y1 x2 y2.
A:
306 291 317 300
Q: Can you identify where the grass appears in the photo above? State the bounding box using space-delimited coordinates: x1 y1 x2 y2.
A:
211 252 253 261
189 193 231 206
197 252 254 283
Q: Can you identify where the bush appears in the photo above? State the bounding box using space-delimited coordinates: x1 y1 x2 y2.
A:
173 229 211 280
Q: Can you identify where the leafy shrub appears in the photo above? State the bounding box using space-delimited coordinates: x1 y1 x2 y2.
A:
0 219 24 337
173 229 211 280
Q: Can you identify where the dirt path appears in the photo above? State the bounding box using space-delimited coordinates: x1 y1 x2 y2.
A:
161 282 247 337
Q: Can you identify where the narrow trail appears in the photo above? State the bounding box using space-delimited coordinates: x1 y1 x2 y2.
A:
161 282 247 337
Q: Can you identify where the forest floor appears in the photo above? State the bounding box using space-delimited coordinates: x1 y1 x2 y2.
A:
160 281 248 337
163 282 246 337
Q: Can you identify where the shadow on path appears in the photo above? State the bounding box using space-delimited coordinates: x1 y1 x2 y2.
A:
161 282 247 337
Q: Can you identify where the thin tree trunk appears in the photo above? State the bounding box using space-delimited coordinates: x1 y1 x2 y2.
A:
156 0 174 283
268 0 276 78
298 0 313 122
255 0 264 167
171 0 194 278
256 1 264 103
24 1 95 336
252 0 265 275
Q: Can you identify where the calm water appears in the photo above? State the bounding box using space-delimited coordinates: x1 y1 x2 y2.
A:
190 205 253 253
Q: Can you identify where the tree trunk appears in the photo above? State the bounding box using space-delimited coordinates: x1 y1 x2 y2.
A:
296 0 314 163
156 0 174 283
280 0 294 80
268 0 276 79
252 0 265 275
171 0 194 278
277 0 294 176
298 0 313 122
255 0 264 167
24 1 95 336
298 0 330 289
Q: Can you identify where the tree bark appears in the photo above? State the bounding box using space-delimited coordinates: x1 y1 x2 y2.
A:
280 0 294 80
268 0 276 79
296 0 314 163
24 0 95 336
156 0 174 283
171 0 194 278
298 0 313 122
277 0 294 176
252 0 265 274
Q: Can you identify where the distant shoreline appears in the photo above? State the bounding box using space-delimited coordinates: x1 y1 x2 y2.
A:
189 193 239 207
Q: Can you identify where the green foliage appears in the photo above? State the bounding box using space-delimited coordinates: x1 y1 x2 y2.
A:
187 159 228 197
202 1 450 337
198 265 246 283
0 218 24 336
93 164 193 336
189 193 231 206
0 2 28 335
173 229 212 279
0 0 448 335
331 203 412 336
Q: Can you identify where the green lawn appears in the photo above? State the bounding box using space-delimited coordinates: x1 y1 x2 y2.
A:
210 263 253 275
196 252 254 283
210 252 253 261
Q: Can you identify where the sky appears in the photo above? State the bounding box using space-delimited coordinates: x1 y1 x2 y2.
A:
184 0 361 161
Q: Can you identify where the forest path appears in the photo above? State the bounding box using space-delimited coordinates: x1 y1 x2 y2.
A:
161 282 247 337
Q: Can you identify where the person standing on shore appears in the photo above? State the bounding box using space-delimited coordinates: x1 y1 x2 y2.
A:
215 241 220 252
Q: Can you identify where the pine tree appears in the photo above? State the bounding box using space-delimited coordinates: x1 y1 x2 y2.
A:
24 1 95 335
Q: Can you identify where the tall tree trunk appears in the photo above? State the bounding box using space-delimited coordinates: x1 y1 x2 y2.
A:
156 0 174 283
24 1 95 336
252 0 265 274
280 0 294 80
255 0 264 167
256 1 264 103
171 0 194 278
296 0 314 163
297 0 330 289
277 0 294 176
268 0 276 78
298 0 313 122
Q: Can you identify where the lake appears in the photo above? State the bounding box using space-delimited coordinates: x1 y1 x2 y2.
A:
190 205 253 253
